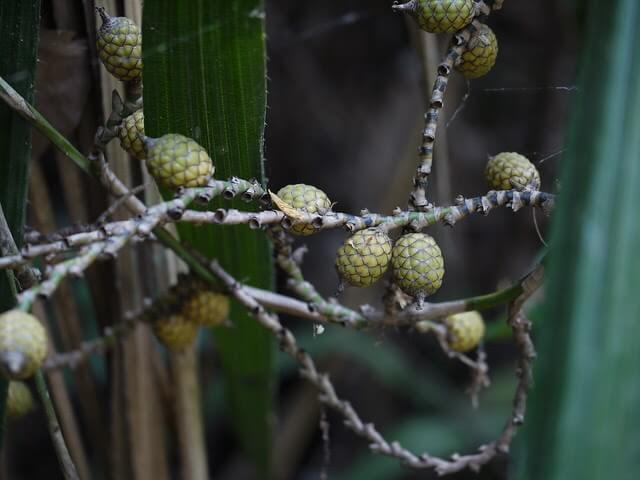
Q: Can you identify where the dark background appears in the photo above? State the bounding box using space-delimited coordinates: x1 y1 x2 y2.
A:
3 0 579 478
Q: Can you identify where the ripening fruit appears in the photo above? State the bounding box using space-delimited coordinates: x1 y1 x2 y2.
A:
145 134 214 190
392 0 475 34
0 310 47 380
391 233 444 297
485 152 541 191
118 110 146 160
152 314 199 351
336 228 393 287
96 8 142 82
444 311 485 352
455 24 498 79
183 290 230 327
6 381 35 420
276 184 332 235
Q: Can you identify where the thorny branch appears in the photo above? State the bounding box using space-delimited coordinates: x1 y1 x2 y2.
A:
1 188 553 271
0 0 545 473
209 257 542 476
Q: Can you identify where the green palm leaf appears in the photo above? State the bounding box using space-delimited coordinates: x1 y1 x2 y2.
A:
519 1 640 478
0 0 41 447
143 1 274 475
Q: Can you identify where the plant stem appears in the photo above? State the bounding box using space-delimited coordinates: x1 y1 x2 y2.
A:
0 77 89 173
34 371 80 480
170 348 209 480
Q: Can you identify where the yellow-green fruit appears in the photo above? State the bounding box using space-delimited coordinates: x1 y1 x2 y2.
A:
445 311 485 352
276 184 332 235
6 381 35 419
455 24 498 79
391 233 444 297
152 314 199 351
336 228 393 287
485 152 541 191
96 8 142 82
0 310 47 380
393 0 475 33
145 133 214 190
118 110 146 160
183 291 230 327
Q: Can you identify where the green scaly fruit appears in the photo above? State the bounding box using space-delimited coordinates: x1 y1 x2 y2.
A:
96 8 142 82
152 313 199 351
0 310 48 380
276 184 332 236
145 133 214 190
391 233 444 297
183 290 230 328
455 24 498 79
485 152 541 191
6 381 35 420
118 110 146 160
336 228 393 287
393 0 475 34
444 311 485 352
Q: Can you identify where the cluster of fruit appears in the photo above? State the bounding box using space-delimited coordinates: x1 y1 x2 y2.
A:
95 9 215 192
146 275 231 351
393 0 499 79
275 152 539 290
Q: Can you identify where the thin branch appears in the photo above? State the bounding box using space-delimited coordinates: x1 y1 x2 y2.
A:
409 19 485 210
0 188 552 272
34 371 80 480
208 257 542 475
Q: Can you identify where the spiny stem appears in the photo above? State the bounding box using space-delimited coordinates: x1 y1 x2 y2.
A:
34 371 80 480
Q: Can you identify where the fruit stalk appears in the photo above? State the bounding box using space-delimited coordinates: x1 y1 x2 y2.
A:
34 370 80 480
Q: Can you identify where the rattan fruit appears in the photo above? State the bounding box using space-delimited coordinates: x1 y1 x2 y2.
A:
118 110 146 160
455 24 498 79
336 228 393 287
152 314 199 351
485 152 541 191
6 381 35 419
391 233 444 297
183 290 230 327
145 133 214 190
96 8 142 82
392 0 475 33
0 310 47 380
276 184 332 235
445 311 485 352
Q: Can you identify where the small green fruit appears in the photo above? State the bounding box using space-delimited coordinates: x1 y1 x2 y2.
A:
393 0 475 34
336 228 393 287
455 24 498 79
145 133 214 190
152 314 199 351
445 311 485 352
96 8 142 82
6 381 35 419
0 310 48 380
391 233 444 297
485 152 541 191
118 110 146 160
183 290 230 327
276 184 332 236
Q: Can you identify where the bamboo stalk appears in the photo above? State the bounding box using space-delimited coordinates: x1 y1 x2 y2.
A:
170 347 209 480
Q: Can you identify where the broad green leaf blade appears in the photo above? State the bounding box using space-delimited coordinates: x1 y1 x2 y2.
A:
143 1 274 475
519 1 640 479
0 0 41 446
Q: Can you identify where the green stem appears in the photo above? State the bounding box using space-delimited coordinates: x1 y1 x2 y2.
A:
465 282 524 311
0 77 89 173
34 371 80 480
